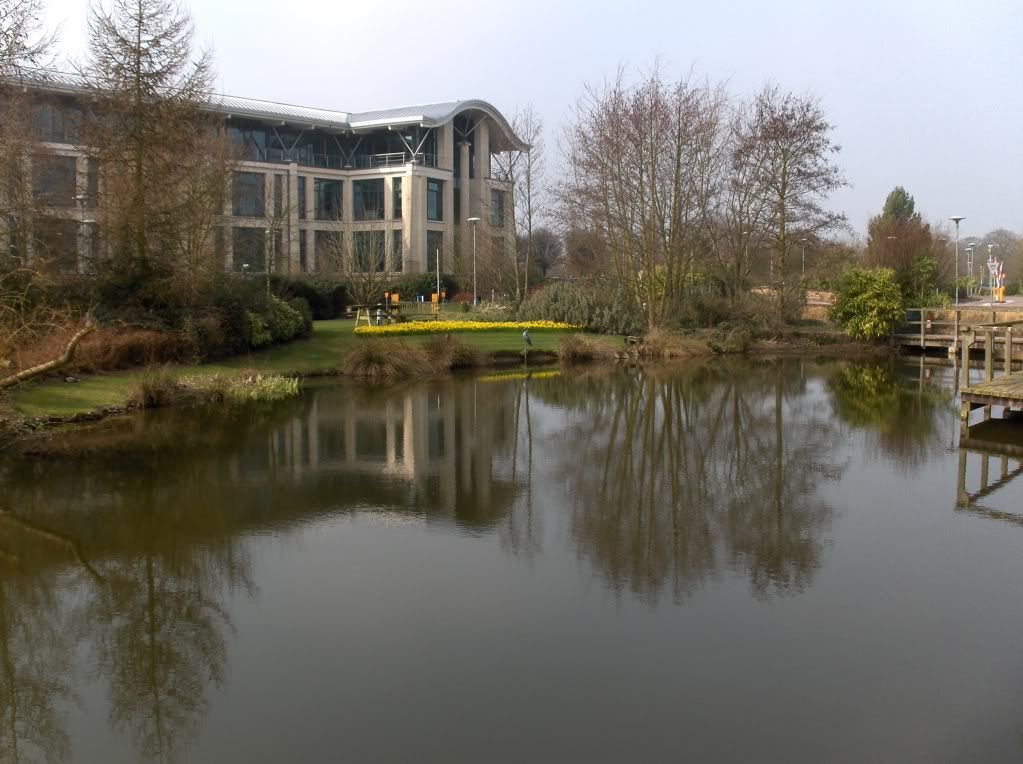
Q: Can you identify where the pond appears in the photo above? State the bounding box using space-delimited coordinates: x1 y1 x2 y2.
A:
1 357 1023 763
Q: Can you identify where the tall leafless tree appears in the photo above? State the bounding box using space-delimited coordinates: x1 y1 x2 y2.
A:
0 0 57 76
318 223 392 306
734 85 847 321
80 0 217 275
558 67 729 328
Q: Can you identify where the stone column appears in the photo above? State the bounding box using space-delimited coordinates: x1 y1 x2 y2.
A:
438 123 455 172
223 177 234 271
74 155 90 272
287 162 300 273
408 170 426 273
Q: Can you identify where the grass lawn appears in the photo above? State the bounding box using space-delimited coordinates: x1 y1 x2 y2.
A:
8 319 592 418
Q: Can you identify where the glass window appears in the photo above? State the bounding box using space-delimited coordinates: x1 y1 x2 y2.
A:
273 174 284 216
427 179 443 221
32 217 78 271
31 101 80 144
490 189 505 227
32 155 77 207
233 172 265 217
355 230 385 272
314 229 335 268
228 121 267 161
392 177 402 219
232 227 265 271
392 230 403 273
426 230 444 272
353 179 385 221
314 178 342 220
299 232 307 271
453 187 460 223
297 177 307 219
85 158 98 207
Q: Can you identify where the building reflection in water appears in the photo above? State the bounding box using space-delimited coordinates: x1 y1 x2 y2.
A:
0 378 526 762
249 380 522 526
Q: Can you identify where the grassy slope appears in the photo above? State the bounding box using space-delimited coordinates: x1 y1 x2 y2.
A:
9 320 591 418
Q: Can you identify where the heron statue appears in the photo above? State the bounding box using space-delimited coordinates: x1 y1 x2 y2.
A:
522 329 532 348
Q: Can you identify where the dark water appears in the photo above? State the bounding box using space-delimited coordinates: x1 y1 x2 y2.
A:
2 358 1023 763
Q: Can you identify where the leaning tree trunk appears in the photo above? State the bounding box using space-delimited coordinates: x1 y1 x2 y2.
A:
0 318 96 389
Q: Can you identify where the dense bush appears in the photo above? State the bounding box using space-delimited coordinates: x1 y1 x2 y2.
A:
266 297 306 343
272 276 348 320
389 273 459 301
516 281 643 335
244 311 273 349
287 297 314 337
708 320 757 354
831 267 905 340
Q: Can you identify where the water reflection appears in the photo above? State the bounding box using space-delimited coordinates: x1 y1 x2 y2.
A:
0 378 527 761
957 418 1023 521
257 382 521 527
1 361 1017 761
534 360 843 603
0 517 75 764
828 358 953 470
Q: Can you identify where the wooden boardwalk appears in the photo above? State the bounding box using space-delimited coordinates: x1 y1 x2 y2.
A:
959 319 1023 439
961 373 1023 413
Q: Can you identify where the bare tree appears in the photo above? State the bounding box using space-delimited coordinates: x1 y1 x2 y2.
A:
524 226 563 280
318 224 391 306
558 67 729 328
0 0 57 76
499 106 546 302
80 0 216 275
734 85 847 320
169 127 236 308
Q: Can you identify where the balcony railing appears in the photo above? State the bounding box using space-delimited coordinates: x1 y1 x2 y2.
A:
239 146 438 170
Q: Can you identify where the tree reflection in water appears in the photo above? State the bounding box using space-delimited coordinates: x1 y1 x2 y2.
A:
828 359 953 471
540 361 844 603
0 434 256 764
0 560 73 764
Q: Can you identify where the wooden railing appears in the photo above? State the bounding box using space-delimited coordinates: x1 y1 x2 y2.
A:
958 319 1023 388
898 308 1008 348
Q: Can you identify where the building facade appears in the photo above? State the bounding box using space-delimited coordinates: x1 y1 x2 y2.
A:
10 71 525 278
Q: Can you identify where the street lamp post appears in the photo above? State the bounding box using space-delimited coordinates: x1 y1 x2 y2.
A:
467 216 481 307
949 216 965 355
987 243 998 305
965 243 976 296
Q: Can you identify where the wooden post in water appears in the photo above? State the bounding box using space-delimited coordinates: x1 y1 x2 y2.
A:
1007 327 1015 372
984 329 994 382
961 330 973 389
920 309 927 348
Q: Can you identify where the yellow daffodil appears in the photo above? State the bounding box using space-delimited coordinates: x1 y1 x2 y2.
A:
354 320 580 336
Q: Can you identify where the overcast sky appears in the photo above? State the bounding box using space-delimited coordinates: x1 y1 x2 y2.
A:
41 0 1022 239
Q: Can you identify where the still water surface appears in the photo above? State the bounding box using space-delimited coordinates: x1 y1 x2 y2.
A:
2 358 1023 763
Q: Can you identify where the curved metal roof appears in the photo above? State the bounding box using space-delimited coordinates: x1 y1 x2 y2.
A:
348 100 527 151
3 69 528 151
207 93 351 129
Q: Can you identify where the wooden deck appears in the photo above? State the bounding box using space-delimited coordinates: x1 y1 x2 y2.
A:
961 372 1023 412
959 319 1023 438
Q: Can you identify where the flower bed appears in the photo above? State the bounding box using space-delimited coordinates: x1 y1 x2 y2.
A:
354 320 580 336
